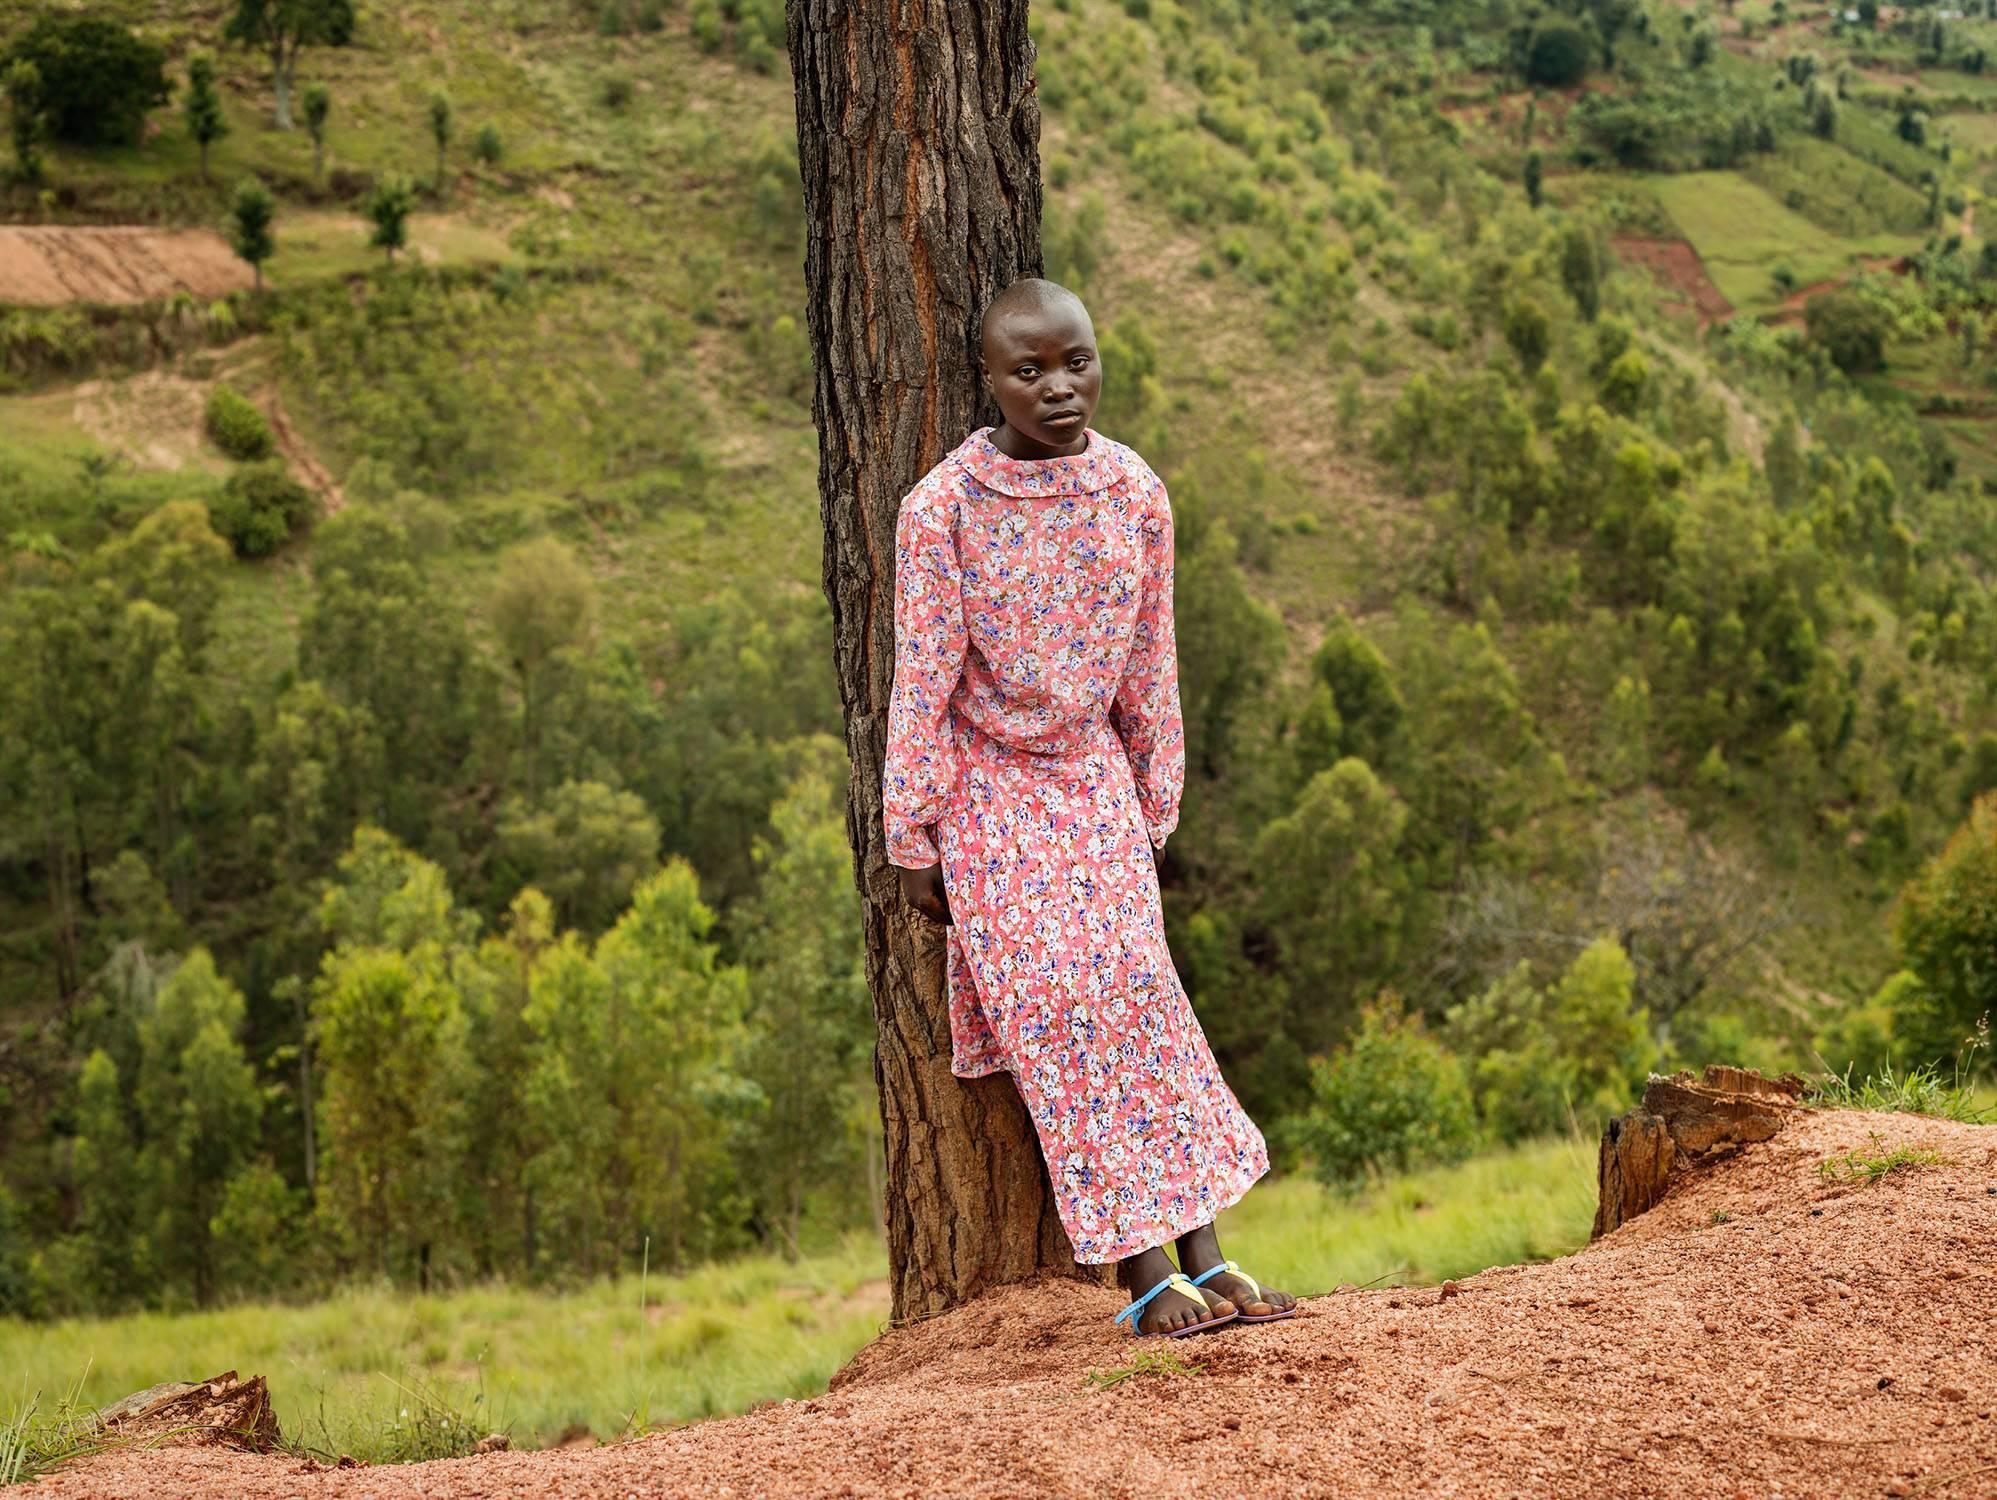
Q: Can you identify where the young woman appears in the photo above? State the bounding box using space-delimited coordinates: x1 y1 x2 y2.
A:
881 278 1297 1337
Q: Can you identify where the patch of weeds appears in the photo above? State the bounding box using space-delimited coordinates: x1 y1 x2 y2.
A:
1 1376 109 1487
371 1369 506 1464
1816 1131 1949 1187
1808 1023 1992 1123
1709 1209 1734 1225
1084 1345 1206 1391
291 1365 508 1467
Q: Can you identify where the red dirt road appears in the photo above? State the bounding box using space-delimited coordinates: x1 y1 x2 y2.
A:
0 227 253 307
32 1107 1997 1498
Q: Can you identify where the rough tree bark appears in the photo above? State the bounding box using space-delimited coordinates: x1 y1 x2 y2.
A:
787 0 1111 1321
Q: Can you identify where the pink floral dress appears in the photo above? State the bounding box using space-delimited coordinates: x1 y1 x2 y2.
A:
882 425 1270 1265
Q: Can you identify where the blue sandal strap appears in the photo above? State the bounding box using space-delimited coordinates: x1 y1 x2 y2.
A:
1113 1272 1205 1333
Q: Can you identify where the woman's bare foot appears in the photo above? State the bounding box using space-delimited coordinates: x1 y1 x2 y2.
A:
1119 1246 1235 1334
1176 1222 1298 1319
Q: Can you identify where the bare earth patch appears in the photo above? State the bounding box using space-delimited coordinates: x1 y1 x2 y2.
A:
30 1107 1997 1498
0 227 253 307
1613 237 1735 328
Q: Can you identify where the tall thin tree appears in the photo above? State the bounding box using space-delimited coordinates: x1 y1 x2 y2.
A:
786 0 1109 1320
183 53 228 183
302 82 331 179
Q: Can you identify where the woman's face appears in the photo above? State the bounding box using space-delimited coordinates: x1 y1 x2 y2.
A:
980 299 1102 457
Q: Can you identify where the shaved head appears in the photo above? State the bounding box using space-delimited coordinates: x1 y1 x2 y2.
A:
979 277 1092 351
977 278 1101 459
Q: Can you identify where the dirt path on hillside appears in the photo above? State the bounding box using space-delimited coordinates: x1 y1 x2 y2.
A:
33 1107 1997 1499
0 227 253 306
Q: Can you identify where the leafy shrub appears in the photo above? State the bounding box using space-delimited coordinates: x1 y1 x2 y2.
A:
1814 969 1920 1078
1444 938 1656 1143
1 14 168 146
1525 22 1592 88
208 1161 305 1297
472 124 503 165
1893 792 1997 1061
205 383 274 460
208 462 313 558
1601 347 1650 416
1560 223 1601 321
690 3 723 53
1503 295 1551 372
1805 288 1890 375
1296 997 1479 1186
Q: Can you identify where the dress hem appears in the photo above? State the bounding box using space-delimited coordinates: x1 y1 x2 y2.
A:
1070 1150 1272 1266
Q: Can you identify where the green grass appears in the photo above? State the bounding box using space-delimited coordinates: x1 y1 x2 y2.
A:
1 1231 889 1463
0 1141 1594 1470
263 212 519 285
1807 1055 1995 1124
1645 170 1922 312
1816 1130 1951 1185
1738 136 1931 238
1217 1136 1596 1293
1082 1344 1204 1389
0 1377 107 1488
1939 111 1997 155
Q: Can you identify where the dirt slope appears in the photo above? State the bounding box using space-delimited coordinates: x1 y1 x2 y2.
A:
33 1108 1997 1499
0 227 252 307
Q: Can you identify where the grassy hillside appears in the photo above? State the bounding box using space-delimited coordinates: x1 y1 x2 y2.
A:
1 0 1994 1329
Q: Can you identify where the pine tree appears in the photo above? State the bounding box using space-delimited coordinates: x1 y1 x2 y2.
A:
183 53 228 182
229 177 276 292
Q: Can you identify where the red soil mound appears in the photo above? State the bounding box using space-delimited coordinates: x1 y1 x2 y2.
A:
0 227 253 307
1613 238 1735 329
34 1107 1997 1498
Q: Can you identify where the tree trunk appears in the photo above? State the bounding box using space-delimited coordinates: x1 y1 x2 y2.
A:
272 50 293 131
1592 1065 1806 1239
787 0 1109 1322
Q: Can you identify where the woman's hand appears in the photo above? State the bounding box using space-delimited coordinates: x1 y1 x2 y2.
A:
898 862 952 926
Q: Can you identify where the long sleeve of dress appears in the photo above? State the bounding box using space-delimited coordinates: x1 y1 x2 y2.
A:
882 490 968 868
1110 463 1187 849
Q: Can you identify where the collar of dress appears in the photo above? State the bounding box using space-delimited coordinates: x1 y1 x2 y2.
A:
954 426 1128 499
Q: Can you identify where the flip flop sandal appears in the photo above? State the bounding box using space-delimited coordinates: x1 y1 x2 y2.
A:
1113 1271 1240 1339
1189 1259 1297 1323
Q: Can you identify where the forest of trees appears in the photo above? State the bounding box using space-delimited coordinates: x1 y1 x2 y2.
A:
3 0 1997 1319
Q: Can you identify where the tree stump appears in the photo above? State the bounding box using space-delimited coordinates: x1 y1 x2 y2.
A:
96 1370 282 1453
1591 1065 1807 1239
